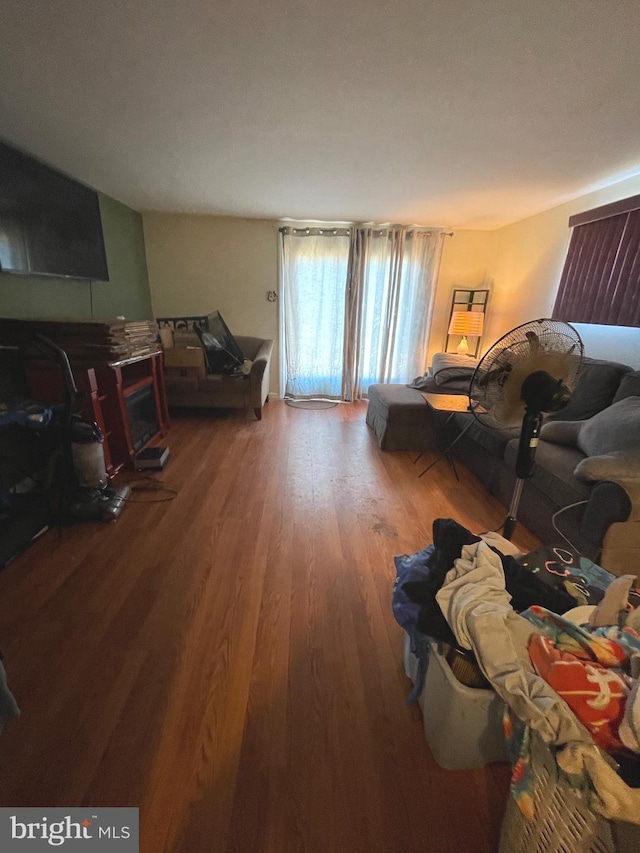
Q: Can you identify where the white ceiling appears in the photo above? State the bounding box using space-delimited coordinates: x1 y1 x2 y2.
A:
1 0 640 229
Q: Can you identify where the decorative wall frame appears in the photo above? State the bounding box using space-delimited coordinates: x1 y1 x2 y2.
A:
156 315 209 332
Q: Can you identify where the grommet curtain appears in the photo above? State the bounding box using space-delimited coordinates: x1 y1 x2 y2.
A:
279 225 444 400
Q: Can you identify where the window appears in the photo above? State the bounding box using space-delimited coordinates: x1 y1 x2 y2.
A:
279 226 444 400
553 195 640 327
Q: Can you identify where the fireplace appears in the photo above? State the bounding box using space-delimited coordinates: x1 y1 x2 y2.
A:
125 383 159 452
20 349 168 475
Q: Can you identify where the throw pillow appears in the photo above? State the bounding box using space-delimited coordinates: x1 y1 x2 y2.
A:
546 358 632 422
577 396 640 457
540 396 640 482
575 450 640 482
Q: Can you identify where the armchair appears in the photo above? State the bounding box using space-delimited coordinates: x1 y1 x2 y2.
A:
164 334 273 420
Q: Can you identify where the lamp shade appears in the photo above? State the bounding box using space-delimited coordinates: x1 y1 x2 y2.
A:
448 310 484 337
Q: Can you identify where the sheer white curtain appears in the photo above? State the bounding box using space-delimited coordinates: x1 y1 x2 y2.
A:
280 224 443 400
343 226 443 400
280 227 350 397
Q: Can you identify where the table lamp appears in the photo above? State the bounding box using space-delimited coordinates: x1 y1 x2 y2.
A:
448 310 484 355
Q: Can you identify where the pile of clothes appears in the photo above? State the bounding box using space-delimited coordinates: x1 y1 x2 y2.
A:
393 519 640 825
524 598 640 756
394 518 579 703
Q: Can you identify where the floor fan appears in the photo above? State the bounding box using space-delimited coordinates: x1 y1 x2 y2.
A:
468 319 584 539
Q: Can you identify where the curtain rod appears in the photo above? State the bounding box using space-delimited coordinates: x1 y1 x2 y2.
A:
279 226 455 236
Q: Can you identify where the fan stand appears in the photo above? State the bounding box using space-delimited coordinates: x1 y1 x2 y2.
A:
502 408 544 541
503 478 526 540
502 369 574 540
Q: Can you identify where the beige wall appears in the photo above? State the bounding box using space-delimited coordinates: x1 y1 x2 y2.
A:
426 229 497 366
488 174 640 367
143 213 280 388
143 180 640 396
143 213 496 393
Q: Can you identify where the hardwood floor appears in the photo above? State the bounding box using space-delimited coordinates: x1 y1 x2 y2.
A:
0 401 539 852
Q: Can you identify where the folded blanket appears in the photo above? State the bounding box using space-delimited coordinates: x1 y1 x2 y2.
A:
407 372 472 394
430 352 478 386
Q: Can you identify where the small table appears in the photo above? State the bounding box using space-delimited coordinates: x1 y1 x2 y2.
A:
420 392 473 413
416 392 478 478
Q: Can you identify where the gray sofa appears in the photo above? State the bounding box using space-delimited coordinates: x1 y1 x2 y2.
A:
367 358 640 575
164 335 273 420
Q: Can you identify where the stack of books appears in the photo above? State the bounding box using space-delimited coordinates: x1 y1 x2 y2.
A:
123 320 161 359
0 317 160 363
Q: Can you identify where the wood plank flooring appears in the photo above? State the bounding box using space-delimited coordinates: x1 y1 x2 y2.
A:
0 401 540 852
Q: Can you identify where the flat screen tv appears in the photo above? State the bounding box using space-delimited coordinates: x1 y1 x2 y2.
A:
0 141 109 281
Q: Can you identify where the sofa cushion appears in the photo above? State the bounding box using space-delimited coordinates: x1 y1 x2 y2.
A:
198 374 249 391
504 439 591 506
164 375 199 393
546 358 632 422
613 370 640 403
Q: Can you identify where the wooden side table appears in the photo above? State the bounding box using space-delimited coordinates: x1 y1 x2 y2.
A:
416 392 477 478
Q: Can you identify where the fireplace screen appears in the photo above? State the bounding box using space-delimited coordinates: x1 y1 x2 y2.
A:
125 384 159 452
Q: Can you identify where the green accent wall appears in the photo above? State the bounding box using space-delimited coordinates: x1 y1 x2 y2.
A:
0 192 152 321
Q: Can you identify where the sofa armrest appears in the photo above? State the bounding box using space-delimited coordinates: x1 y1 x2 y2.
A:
248 339 274 411
579 480 632 548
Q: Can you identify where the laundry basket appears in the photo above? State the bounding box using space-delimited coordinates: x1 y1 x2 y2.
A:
499 729 640 853
403 633 507 769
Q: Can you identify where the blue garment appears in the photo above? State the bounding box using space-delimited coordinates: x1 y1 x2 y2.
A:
0 399 53 429
393 545 434 703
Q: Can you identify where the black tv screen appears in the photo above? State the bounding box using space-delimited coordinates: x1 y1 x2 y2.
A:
0 141 109 281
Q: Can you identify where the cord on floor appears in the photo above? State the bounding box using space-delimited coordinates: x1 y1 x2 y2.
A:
120 473 178 503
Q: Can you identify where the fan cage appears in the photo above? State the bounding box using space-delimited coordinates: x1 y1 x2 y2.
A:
469 319 584 428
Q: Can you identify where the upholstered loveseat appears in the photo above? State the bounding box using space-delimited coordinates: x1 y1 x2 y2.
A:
164 334 273 420
367 357 640 575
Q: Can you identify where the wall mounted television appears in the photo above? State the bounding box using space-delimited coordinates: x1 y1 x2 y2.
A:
0 140 109 281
